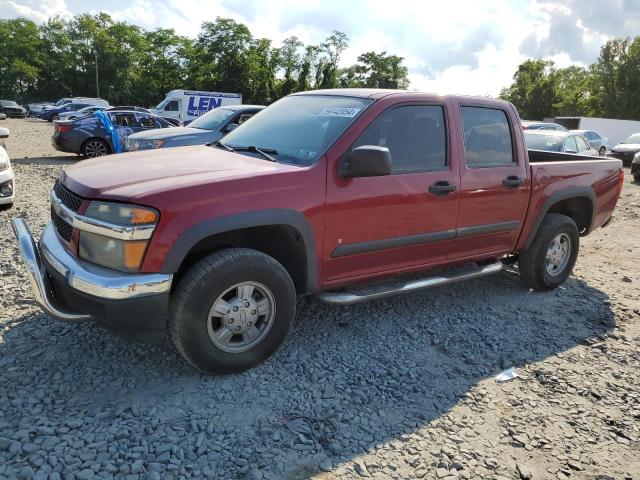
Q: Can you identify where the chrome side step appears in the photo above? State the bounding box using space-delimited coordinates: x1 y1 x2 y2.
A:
315 261 503 305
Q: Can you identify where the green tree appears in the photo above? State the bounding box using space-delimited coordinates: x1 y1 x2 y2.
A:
500 59 556 120
0 18 43 99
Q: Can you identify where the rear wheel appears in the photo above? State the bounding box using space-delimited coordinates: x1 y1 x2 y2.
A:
169 248 296 374
81 138 110 158
518 213 579 290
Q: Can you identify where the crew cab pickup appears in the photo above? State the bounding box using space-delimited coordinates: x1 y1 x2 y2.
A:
12 89 624 374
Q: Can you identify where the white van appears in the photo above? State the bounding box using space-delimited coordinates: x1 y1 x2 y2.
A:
150 90 242 123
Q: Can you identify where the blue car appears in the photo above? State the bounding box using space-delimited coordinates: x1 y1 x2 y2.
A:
52 110 175 158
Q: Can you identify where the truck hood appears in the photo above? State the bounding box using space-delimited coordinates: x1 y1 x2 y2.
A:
128 127 209 141
61 145 297 201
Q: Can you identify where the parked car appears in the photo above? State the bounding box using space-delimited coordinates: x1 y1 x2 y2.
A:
52 110 175 158
41 98 109 122
27 102 54 117
525 130 598 156
0 127 15 208
0 100 26 118
12 90 623 374
631 153 640 182
571 129 609 156
55 105 108 122
521 120 568 131
105 106 181 126
126 105 264 151
609 133 640 166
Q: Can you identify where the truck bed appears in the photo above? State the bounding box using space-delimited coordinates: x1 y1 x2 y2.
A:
527 149 607 163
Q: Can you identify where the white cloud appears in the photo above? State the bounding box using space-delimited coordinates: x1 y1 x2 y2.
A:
0 0 71 22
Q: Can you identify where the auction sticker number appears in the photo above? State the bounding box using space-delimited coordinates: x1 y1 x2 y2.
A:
319 107 361 118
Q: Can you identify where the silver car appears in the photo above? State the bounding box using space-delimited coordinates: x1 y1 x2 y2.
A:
571 129 608 156
525 130 598 156
56 105 108 122
125 104 264 151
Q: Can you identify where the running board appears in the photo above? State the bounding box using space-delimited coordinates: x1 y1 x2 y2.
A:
315 261 503 305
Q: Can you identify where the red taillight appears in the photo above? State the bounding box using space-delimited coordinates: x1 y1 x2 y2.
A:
55 124 72 132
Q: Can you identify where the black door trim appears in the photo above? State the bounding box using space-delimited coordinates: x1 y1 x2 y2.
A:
332 229 456 258
331 220 521 258
457 220 520 238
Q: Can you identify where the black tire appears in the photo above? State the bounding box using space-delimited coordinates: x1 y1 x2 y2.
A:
518 213 579 291
598 146 606 156
81 138 110 158
169 248 296 374
634 175 640 183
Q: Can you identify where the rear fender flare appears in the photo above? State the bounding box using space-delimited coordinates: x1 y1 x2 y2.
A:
523 187 596 249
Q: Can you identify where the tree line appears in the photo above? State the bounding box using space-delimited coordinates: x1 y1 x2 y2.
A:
500 37 640 121
0 14 409 107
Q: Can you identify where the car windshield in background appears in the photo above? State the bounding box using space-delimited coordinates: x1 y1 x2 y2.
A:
622 133 640 144
0 101 18 107
525 132 564 151
189 108 235 130
220 95 373 165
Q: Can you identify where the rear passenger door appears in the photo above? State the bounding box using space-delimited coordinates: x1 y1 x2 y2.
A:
449 104 529 259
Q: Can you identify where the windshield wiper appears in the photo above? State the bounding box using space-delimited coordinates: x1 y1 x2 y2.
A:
211 140 235 152
233 145 278 162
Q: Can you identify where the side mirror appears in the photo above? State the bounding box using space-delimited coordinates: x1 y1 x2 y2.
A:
340 145 392 179
0 127 9 139
224 123 239 133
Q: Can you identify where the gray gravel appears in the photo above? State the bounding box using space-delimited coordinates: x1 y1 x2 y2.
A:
1 118 639 479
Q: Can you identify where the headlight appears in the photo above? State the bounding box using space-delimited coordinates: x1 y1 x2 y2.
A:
0 151 9 172
136 139 165 150
78 202 158 272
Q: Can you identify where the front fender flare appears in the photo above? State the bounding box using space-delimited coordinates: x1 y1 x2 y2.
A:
160 209 318 291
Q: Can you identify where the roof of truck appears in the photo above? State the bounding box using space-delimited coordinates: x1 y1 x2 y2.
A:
293 89 511 106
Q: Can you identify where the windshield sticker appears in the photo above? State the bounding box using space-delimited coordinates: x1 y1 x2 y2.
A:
319 107 361 118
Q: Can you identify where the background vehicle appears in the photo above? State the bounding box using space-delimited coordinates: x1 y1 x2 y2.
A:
552 116 640 147
521 120 567 131
41 98 109 122
150 89 242 123
525 130 598 156
13 90 623 375
571 129 608 156
126 105 264 151
0 127 15 208
609 133 640 166
52 110 175 158
0 100 26 118
27 102 53 116
56 105 108 122
632 154 640 182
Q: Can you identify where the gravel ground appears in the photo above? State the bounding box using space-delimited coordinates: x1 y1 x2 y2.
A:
0 117 639 480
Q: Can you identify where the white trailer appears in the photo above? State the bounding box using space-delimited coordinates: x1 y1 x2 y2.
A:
150 90 242 123
551 116 640 146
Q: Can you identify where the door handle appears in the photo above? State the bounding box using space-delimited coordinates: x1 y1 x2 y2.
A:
428 181 457 195
503 176 524 188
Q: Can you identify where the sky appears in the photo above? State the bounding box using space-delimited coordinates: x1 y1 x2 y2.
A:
2 0 640 96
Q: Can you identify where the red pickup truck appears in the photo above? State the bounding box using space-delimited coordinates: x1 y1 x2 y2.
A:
12 89 623 374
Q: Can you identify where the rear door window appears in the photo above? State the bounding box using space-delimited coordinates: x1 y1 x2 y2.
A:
138 116 156 129
576 136 590 152
352 105 447 174
564 136 578 152
111 114 136 127
460 107 514 167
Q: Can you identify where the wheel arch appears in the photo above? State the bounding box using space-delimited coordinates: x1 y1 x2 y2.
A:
524 187 596 249
161 209 318 294
81 136 112 155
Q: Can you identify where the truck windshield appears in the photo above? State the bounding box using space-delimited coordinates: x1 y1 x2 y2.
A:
189 108 235 130
524 132 564 151
220 95 373 165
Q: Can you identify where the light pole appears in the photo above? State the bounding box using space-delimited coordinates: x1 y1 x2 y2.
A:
94 47 100 98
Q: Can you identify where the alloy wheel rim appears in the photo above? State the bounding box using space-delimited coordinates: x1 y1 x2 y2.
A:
545 233 571 276
207 281 276 353
85 141 107 157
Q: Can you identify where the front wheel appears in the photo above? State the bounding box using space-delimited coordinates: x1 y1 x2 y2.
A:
169 248 296 374
518 213 579 290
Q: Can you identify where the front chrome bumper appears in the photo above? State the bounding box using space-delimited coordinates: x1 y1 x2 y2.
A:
11 218 173 322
